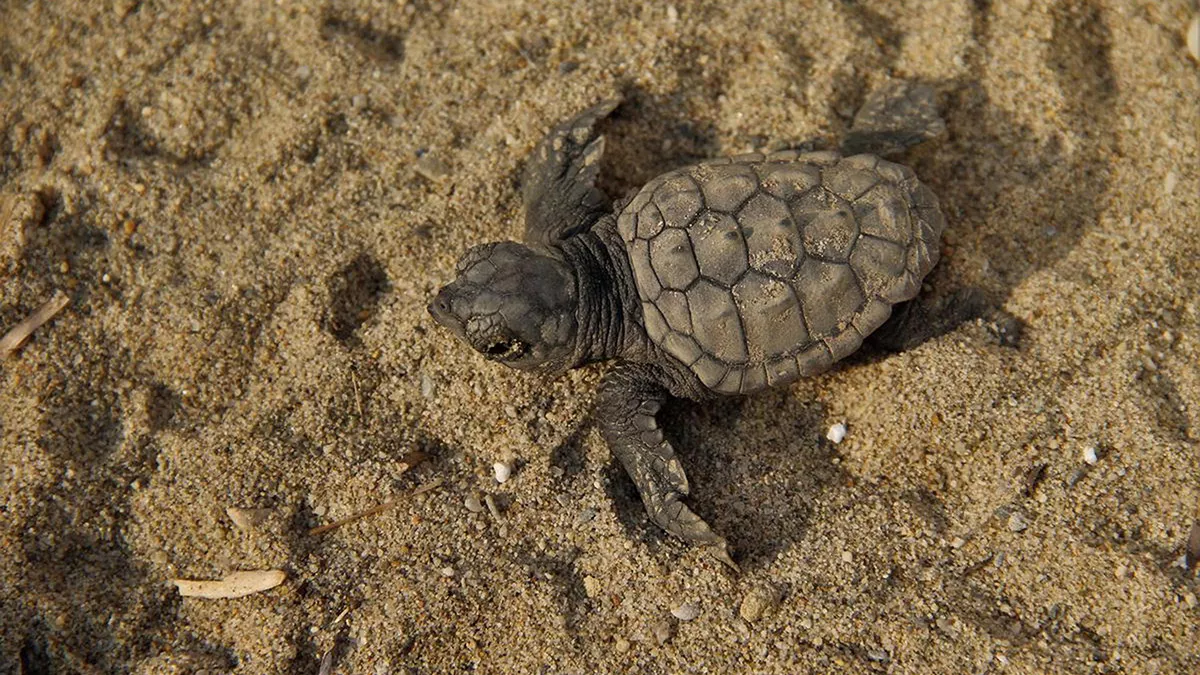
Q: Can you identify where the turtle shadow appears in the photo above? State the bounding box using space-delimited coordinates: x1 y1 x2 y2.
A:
603 391 848 571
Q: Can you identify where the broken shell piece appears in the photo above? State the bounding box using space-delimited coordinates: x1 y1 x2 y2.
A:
172 570 286 599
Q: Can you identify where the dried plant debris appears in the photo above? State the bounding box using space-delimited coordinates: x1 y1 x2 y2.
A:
308 478 442 536
172 570 287 599
1 291 70 357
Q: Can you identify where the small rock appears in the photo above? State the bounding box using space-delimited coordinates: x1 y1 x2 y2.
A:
225 506 272 531
1083 446 1099 465
614 637 630 653
1008 512 1029 532
493 461 512 483
583 575 601 598
464 494 484 513
484 493 502 519
439 566 455 578
826 422 847 444
651 619 673 644
739 584 781 622
671 602 700 622
415 155 450 183
577 507 597 524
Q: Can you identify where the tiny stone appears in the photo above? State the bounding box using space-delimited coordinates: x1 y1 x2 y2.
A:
950 536 966 549
313 504 327 517
1008 512 1028 532
493 461 512 483
651 619 673 644
583 575 601 598
1164 171 1178 196
419 372 435 399
614 637 631 653
440 566 455 578
549 466 565 479
739 584 781 622
226 506 272 531
555 493 570 507
1083 446 1098 465
577 507 597 524
671 602 700 622
826 423 847 444
867 648 890 663
464 494 484 513
295 65 312 81
415 155 450 182
351 93 367 110
841 550 853 563
1184 592 1197 609
484 493 502 519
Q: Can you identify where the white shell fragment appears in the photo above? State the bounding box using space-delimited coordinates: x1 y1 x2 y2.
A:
671 602 700 621
172 570 286 599
1083 446 1099 465
225 506 272 531
493 461 513 483
1187 14 1200 62
826 423 848 444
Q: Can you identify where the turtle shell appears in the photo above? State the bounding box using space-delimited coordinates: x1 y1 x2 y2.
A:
616 150 945 395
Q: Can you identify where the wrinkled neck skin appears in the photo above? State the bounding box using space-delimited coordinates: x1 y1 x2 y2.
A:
557 216 648 369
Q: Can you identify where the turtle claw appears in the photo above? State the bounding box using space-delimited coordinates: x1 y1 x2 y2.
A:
649 493 739 572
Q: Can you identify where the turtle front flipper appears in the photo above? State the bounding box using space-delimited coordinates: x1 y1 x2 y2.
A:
522 98 622 246
597 362 738 571
841 81 946 157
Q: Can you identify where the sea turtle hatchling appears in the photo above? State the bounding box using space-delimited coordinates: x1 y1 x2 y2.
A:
430 83 957 568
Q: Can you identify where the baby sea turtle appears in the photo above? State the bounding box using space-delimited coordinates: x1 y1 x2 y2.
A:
430 83 952 568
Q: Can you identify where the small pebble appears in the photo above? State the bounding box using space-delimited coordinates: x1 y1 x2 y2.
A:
671 602 700 622
493 461 512 483
739 585 781 622
651 619 673 644
577 507 597 524
415 155 450 182
484 493 502 519
1008 512 1029 532
841 550 853 563
464 494 484 513
826 423 847 444
583 575 601 598
439 566 455 578
1083 446 1098 465
295 65 312 81
225 506 272 531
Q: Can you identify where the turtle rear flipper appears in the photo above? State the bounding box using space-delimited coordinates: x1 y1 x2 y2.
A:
597 362 739 572
841 82 945 157
522 98 622 245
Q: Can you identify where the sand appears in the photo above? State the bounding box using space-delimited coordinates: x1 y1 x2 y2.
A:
1 0 1198 673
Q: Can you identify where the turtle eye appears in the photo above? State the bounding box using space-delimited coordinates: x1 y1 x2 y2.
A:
483 339 528 361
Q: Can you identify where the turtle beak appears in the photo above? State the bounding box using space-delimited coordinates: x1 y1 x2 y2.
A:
427 287 458 329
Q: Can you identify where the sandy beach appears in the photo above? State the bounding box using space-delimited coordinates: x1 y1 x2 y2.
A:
2 1 1198 672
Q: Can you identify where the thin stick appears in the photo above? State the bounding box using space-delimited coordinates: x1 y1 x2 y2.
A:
308 478 443 536
1 291 70 357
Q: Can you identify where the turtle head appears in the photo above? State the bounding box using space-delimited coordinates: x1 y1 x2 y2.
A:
429 242 579 374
